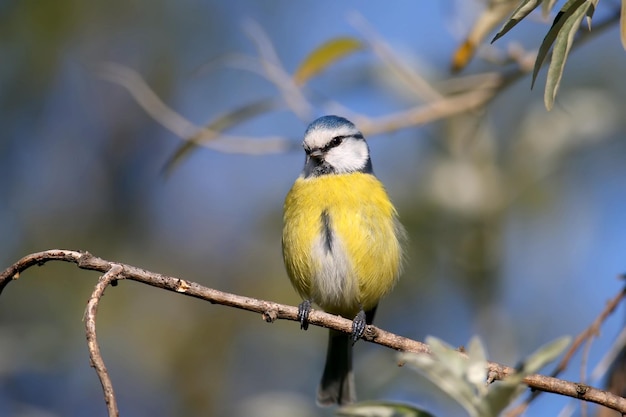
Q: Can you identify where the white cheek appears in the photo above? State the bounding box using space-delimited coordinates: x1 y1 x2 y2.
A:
326 141 369 173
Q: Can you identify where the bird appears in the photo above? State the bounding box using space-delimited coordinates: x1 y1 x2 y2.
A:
282 115 405 406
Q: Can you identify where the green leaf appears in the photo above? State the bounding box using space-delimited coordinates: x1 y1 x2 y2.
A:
531 0 587 88
402 353 476 415
403 335 571 417
518 336 571 374
293 37 364 86
585 0 598 30
542 1 590 109
492 0 543 43
465 336 488 392
337 401 436 417
478 378 528 417
425 336 468 379
478 336 571 416
161 98 278 176
401 337 483 417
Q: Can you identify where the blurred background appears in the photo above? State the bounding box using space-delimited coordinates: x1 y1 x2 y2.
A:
1 1 626 416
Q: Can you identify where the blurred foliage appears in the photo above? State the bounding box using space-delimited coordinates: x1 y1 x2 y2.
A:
1 1 626 417
399 335 570 417
338 401 435 417
488 0 622 109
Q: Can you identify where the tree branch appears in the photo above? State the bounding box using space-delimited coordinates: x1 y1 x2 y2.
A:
2 249 626 414
84 264 124 417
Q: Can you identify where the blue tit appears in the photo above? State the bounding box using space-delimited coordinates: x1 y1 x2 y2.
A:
282 115 405 406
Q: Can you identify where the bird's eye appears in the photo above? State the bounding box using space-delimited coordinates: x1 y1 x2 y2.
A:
327 136 344 150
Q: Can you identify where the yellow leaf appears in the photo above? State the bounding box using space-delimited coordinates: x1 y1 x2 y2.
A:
451 40 476 73
293 37 364 86
453 0 517 72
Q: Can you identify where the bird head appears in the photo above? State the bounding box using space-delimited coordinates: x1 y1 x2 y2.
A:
301 115 372 178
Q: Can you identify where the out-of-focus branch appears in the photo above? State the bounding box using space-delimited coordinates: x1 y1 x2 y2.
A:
360 11 619 137
243 20 314 121
349 12 442 103
97 62 196 138
98 62 292 155
100 12 619 160
554 283 626 378
357 80 499 136
2 250 626 414
597 327 626 417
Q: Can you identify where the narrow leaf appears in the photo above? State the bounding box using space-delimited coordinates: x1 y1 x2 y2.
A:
479 379 528 417
293 37 364 86
337 401 436 417
622 0 626 50
518 336 571 374
586 0 598 30
451 40 475 73
492 0 543 43
162 98 278 176
466 336 488 390
479 336 570 416
544 3 589 109
531 0 588 89
425 336 467 378
401 352 478 417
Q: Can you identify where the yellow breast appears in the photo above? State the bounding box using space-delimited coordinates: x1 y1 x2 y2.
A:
282 172 404 318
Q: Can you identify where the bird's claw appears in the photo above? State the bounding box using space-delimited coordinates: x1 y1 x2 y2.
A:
351 309 367 345
298 300 311 330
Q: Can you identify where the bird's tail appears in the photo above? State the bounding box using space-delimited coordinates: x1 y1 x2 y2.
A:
317 329 355 406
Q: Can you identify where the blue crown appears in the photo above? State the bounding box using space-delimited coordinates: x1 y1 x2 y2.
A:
305 115 355 135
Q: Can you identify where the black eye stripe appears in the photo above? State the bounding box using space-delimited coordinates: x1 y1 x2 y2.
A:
323 135 347 152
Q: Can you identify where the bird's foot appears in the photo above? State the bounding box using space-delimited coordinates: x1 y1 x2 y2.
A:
351 309 367 345
297 300 311 330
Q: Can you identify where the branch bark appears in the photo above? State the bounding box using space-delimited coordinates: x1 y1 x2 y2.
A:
84 264 124 417
2 249 626 415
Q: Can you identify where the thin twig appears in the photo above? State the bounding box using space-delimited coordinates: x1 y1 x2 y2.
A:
349 12 443 102
505 283 626 417
554 286 626 378
2 250 626 414
591 324 626 382
84 264 124 417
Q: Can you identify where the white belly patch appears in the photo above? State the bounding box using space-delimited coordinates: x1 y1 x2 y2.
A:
309 211 359 313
